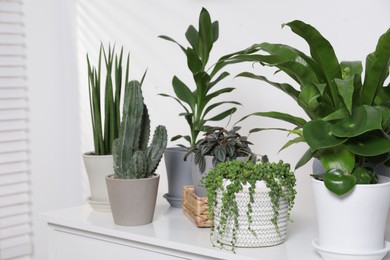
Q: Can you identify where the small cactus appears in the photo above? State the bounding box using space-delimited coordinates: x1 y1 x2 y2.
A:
113 80 167 179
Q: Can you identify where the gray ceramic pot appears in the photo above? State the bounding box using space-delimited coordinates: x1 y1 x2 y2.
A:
106 174 159 226
163 147 192 207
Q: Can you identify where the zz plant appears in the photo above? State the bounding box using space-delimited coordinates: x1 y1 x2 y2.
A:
228 20 390 195
185 126 255 173
87 44 130 155
201 160 296 252
159 8 241 147
113 80 168 179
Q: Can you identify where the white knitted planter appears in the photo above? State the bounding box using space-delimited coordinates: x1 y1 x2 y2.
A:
212 180 289 247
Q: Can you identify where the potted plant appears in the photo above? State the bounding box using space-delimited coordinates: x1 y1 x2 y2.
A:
226 20 390 258
159 8 241 206
186 126 255 197
83 44 129 212
105 80 167 226
201 159 296 253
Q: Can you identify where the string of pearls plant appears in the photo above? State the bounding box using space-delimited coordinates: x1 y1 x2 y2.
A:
201 160 297 252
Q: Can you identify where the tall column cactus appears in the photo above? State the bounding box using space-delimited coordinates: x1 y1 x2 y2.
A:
113 80 168 179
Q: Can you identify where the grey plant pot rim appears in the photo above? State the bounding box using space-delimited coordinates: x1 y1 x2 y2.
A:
83 151 113 158
312 175 390 188
165 147 189 152
106 173 160 182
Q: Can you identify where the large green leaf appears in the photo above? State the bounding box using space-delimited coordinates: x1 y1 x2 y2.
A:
237 72 300 101
284 20 342 107
212 21 219 43
332 105 383 138
205 87 235 103
298 83 320 111
208 71 230 90
295 148 315 169
172 76 196 110
322 107 349 121
186 48 202 74
185 25 198 51
240 111 307 128
203 101 241 117
303 120 347 151
346 136 390 156
198 8 213 65
361 28 390 105
323 169 356 196
340 61 363 80
207 107 237 121
320 147 355 173
334 78 354 114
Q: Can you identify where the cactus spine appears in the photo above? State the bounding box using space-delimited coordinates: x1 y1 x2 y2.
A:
113 80 167 179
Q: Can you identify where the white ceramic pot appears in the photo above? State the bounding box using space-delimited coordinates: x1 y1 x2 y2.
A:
82 153 113 212
213 179 289 247
312 175 390 259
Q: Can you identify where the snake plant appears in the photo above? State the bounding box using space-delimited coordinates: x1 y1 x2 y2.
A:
113 80 168 179
228 20 390 195
87 44 130 155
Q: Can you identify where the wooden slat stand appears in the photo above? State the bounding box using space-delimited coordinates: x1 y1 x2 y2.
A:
182 185 212 228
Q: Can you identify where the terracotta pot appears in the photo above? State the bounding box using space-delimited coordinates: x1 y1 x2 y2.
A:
106 174 160 226
82 152 113 212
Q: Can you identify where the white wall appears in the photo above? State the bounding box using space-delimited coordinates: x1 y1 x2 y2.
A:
25 0 390 259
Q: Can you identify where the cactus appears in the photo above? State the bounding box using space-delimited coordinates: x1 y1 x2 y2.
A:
113 80 168 179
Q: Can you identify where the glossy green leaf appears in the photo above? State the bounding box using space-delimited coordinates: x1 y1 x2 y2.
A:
207 107 237 121
295 148 315 169
186 48 202 74
352 167 372 184
185 25 198 51
361 28 390 105
284 20 342 107
346 136 390 156
298 83 320 111
322 107 349 121
172 76 195 110
320 147 355 173
332 105 383 138
303 120 347 151
323 169 356 196
240 111 307 128
335 78 354 114
236 72 300 101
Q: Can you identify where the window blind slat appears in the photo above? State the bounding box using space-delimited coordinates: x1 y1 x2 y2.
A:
0 23 23 34
0 67 25 77
0 204 30 218
0 172 28 184
0 109 27 121
0 13 23 24
0 34 25 45
0 162 28 175
0 242 32 259
0 56 24 66
0 193 30 207
0 214 30 228
0 234 30 250
0 140 28 153
0 182 29 196
0 224 31 239
0 98 26 110
0 2 22 12
0 120 27 131
0 130 27 142
0 45 24 55
0 77 26 88
0 88 26 98
0 151 28 164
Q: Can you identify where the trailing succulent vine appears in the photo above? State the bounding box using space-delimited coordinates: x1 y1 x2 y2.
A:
201 160 296 252
112 80 168 179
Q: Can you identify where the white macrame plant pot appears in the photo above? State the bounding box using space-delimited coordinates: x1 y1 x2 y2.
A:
212 180 289 247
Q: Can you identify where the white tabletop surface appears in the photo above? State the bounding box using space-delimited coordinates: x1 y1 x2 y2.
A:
42 196 390 260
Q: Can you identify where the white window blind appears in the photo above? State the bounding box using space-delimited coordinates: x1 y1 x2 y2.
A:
0 0 32 259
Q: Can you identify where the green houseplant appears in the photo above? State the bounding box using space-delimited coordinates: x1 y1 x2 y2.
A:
159 8 241 206
83 44 130 212
106 80 168 226
226 20 390 257
201 160 296 252
186 126 255 196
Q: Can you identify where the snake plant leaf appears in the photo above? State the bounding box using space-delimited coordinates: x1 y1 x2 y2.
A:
284 20 342 106
346 136 390 156
320 147 355 173
203 101 241 117
236 72 300 101
332 105 383 138
295 148 315 170
323 169 356 196
172 76 196 110
186 48 202 74
185 25 198 51
303 120 347 151
207 107 237 121
361 28 390 105
158 35 186 53
334 78 354 114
